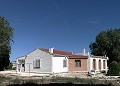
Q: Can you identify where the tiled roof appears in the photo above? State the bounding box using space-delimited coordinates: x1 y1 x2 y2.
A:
39 48 49 53
39 48 88 59
39 48 73 56
69 55 88 59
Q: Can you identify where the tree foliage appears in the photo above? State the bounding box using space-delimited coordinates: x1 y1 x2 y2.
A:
89 29 120 65
107 61 120 76
0 16 14 70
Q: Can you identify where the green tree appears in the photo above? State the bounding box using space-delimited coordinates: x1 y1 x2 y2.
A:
107 61 120 76
89 29 120 65
7 62 13 70
0 16 14 70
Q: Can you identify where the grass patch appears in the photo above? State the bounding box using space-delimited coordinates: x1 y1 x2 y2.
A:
0 76 11 81
11 78 21 84
0 75 114 86
0 76 12 85
51 76 97 84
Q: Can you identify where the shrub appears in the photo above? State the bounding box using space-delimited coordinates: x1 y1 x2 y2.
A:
107 61 120 76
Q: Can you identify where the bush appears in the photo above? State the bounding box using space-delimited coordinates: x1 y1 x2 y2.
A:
107 61 120 76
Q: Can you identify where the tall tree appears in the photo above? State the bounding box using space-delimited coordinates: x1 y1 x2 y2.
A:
89 29 120 65
0 16 14 70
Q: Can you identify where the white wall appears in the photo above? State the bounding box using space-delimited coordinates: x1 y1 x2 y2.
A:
25 49 52 73
16 56 26 72
88 55 91 72
16 59 19 72
52 56 68 73
89 56 108 72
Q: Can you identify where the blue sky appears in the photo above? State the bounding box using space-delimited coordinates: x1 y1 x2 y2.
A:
0 0 120 61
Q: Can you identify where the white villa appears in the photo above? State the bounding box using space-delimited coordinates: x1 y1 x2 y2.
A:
16 48 108 74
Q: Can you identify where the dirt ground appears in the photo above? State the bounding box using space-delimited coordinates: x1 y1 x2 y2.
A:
0 70 120 86
0 70 50 77
0 70 90 79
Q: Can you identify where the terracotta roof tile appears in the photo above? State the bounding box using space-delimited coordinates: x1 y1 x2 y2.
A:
54 50 73 55
39 48 73 56
39 48 49 53
39 48 88 59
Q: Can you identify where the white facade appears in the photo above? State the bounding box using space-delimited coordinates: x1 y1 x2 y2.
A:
16 56 26 72
88 54 108 74
16 48 69 73
52 56 68 73
16 48 109 74
25 49 52 73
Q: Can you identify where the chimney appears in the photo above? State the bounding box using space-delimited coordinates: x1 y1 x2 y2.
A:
49 47 54 54
83 49 86 54
87 52 90 55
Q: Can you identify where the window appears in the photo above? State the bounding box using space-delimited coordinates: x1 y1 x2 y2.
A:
18 60 25 63
63 59 67 67
75 60 81 67
93 59 96 70
22 64 24 67
103 60 106 69
33 59 40 68
98 60 101 70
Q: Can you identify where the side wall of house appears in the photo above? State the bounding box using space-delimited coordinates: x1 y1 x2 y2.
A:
68 58 88 72
25 49 52 73
52 56 68 73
